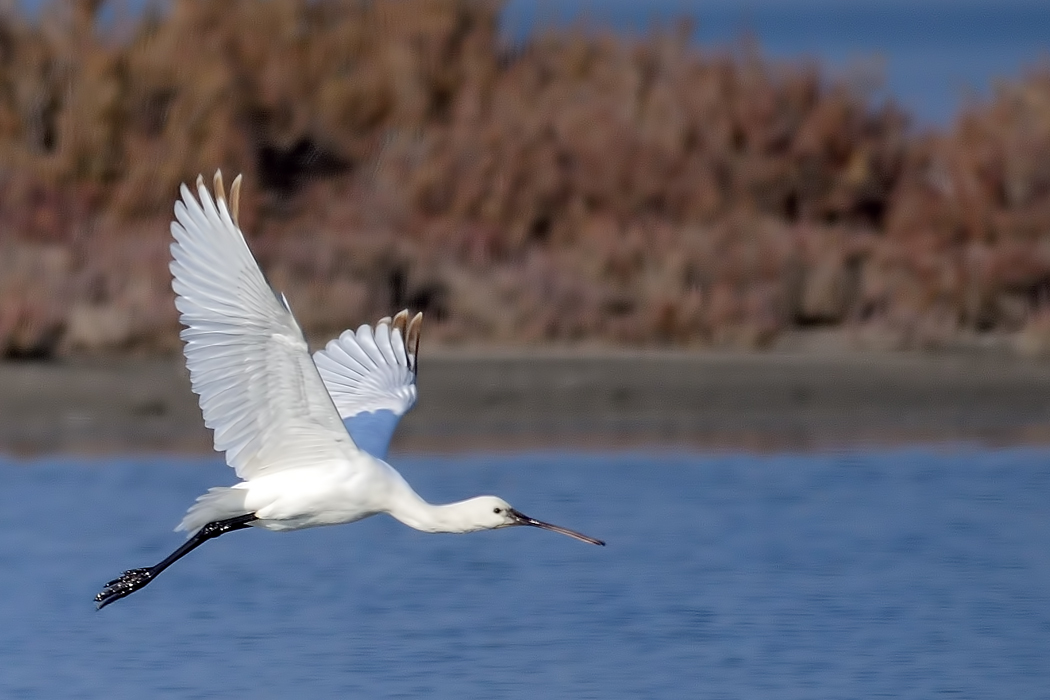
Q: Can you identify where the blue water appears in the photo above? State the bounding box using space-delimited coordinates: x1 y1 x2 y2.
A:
1 448 1049 698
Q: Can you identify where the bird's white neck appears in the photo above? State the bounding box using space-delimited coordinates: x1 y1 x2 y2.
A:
382 471 484 534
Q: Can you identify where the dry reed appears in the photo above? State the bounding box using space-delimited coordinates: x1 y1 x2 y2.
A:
1 0 1048 356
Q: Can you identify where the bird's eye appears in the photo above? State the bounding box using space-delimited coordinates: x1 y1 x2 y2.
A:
493 507 502 514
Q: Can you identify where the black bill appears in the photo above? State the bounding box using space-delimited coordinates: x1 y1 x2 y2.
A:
508 508 605 546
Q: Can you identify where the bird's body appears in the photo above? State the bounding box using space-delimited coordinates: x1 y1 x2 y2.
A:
190 461 383 533
185 457 511 535
95 173 602 610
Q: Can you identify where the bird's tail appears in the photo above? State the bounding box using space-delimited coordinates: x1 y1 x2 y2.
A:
176 486 250 536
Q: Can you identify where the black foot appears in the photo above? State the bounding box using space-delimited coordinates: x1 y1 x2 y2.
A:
95 567 155 610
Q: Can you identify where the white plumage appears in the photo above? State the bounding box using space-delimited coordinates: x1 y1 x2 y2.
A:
315 317 419 419
313 312 420 458
170 177 353 480
95 172 602 610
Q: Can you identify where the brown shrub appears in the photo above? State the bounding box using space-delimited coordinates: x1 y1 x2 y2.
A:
0 0 1048 356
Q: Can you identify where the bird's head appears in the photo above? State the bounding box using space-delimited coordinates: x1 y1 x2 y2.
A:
463 496 605 545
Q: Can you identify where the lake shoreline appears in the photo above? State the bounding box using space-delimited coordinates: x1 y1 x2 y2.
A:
5 349 1050 457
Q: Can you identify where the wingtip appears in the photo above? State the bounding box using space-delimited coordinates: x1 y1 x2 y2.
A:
406 312 423 367
392 310 409 335
230 174 243 228
192 171 243 228
213 170 226 203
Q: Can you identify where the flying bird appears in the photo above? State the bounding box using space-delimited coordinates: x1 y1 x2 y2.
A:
94 173 603 610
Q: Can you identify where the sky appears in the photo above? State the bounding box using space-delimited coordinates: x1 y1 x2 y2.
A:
503 0 1050 124
14 0 1050 124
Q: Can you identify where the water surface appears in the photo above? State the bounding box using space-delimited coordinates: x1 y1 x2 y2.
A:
0 448 1048 698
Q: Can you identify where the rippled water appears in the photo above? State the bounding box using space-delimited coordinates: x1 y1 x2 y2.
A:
0 448 1048 698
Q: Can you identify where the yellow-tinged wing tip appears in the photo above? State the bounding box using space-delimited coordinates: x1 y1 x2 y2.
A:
197 171 244 228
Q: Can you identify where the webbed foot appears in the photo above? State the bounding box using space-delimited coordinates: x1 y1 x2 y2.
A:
95 567 155 610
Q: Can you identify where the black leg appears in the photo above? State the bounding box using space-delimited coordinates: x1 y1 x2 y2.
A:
95 513 258 610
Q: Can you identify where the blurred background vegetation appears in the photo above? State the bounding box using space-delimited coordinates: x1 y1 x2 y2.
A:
1 0 1050 357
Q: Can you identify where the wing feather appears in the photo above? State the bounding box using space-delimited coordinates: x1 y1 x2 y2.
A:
374 321 396 365
355 324 386 366
391 327 408 368
313 312 422 459
170 174 358 479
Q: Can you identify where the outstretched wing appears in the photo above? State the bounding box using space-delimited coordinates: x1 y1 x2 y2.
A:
170 172 358 479
312 311 421 459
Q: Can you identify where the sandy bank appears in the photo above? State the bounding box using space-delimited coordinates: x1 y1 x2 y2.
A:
4 350 1050 457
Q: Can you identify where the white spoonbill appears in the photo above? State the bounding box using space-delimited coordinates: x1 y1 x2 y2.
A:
94 173 604 610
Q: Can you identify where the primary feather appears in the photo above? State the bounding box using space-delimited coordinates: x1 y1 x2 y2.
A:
313 311 422 458
169 174 359 480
